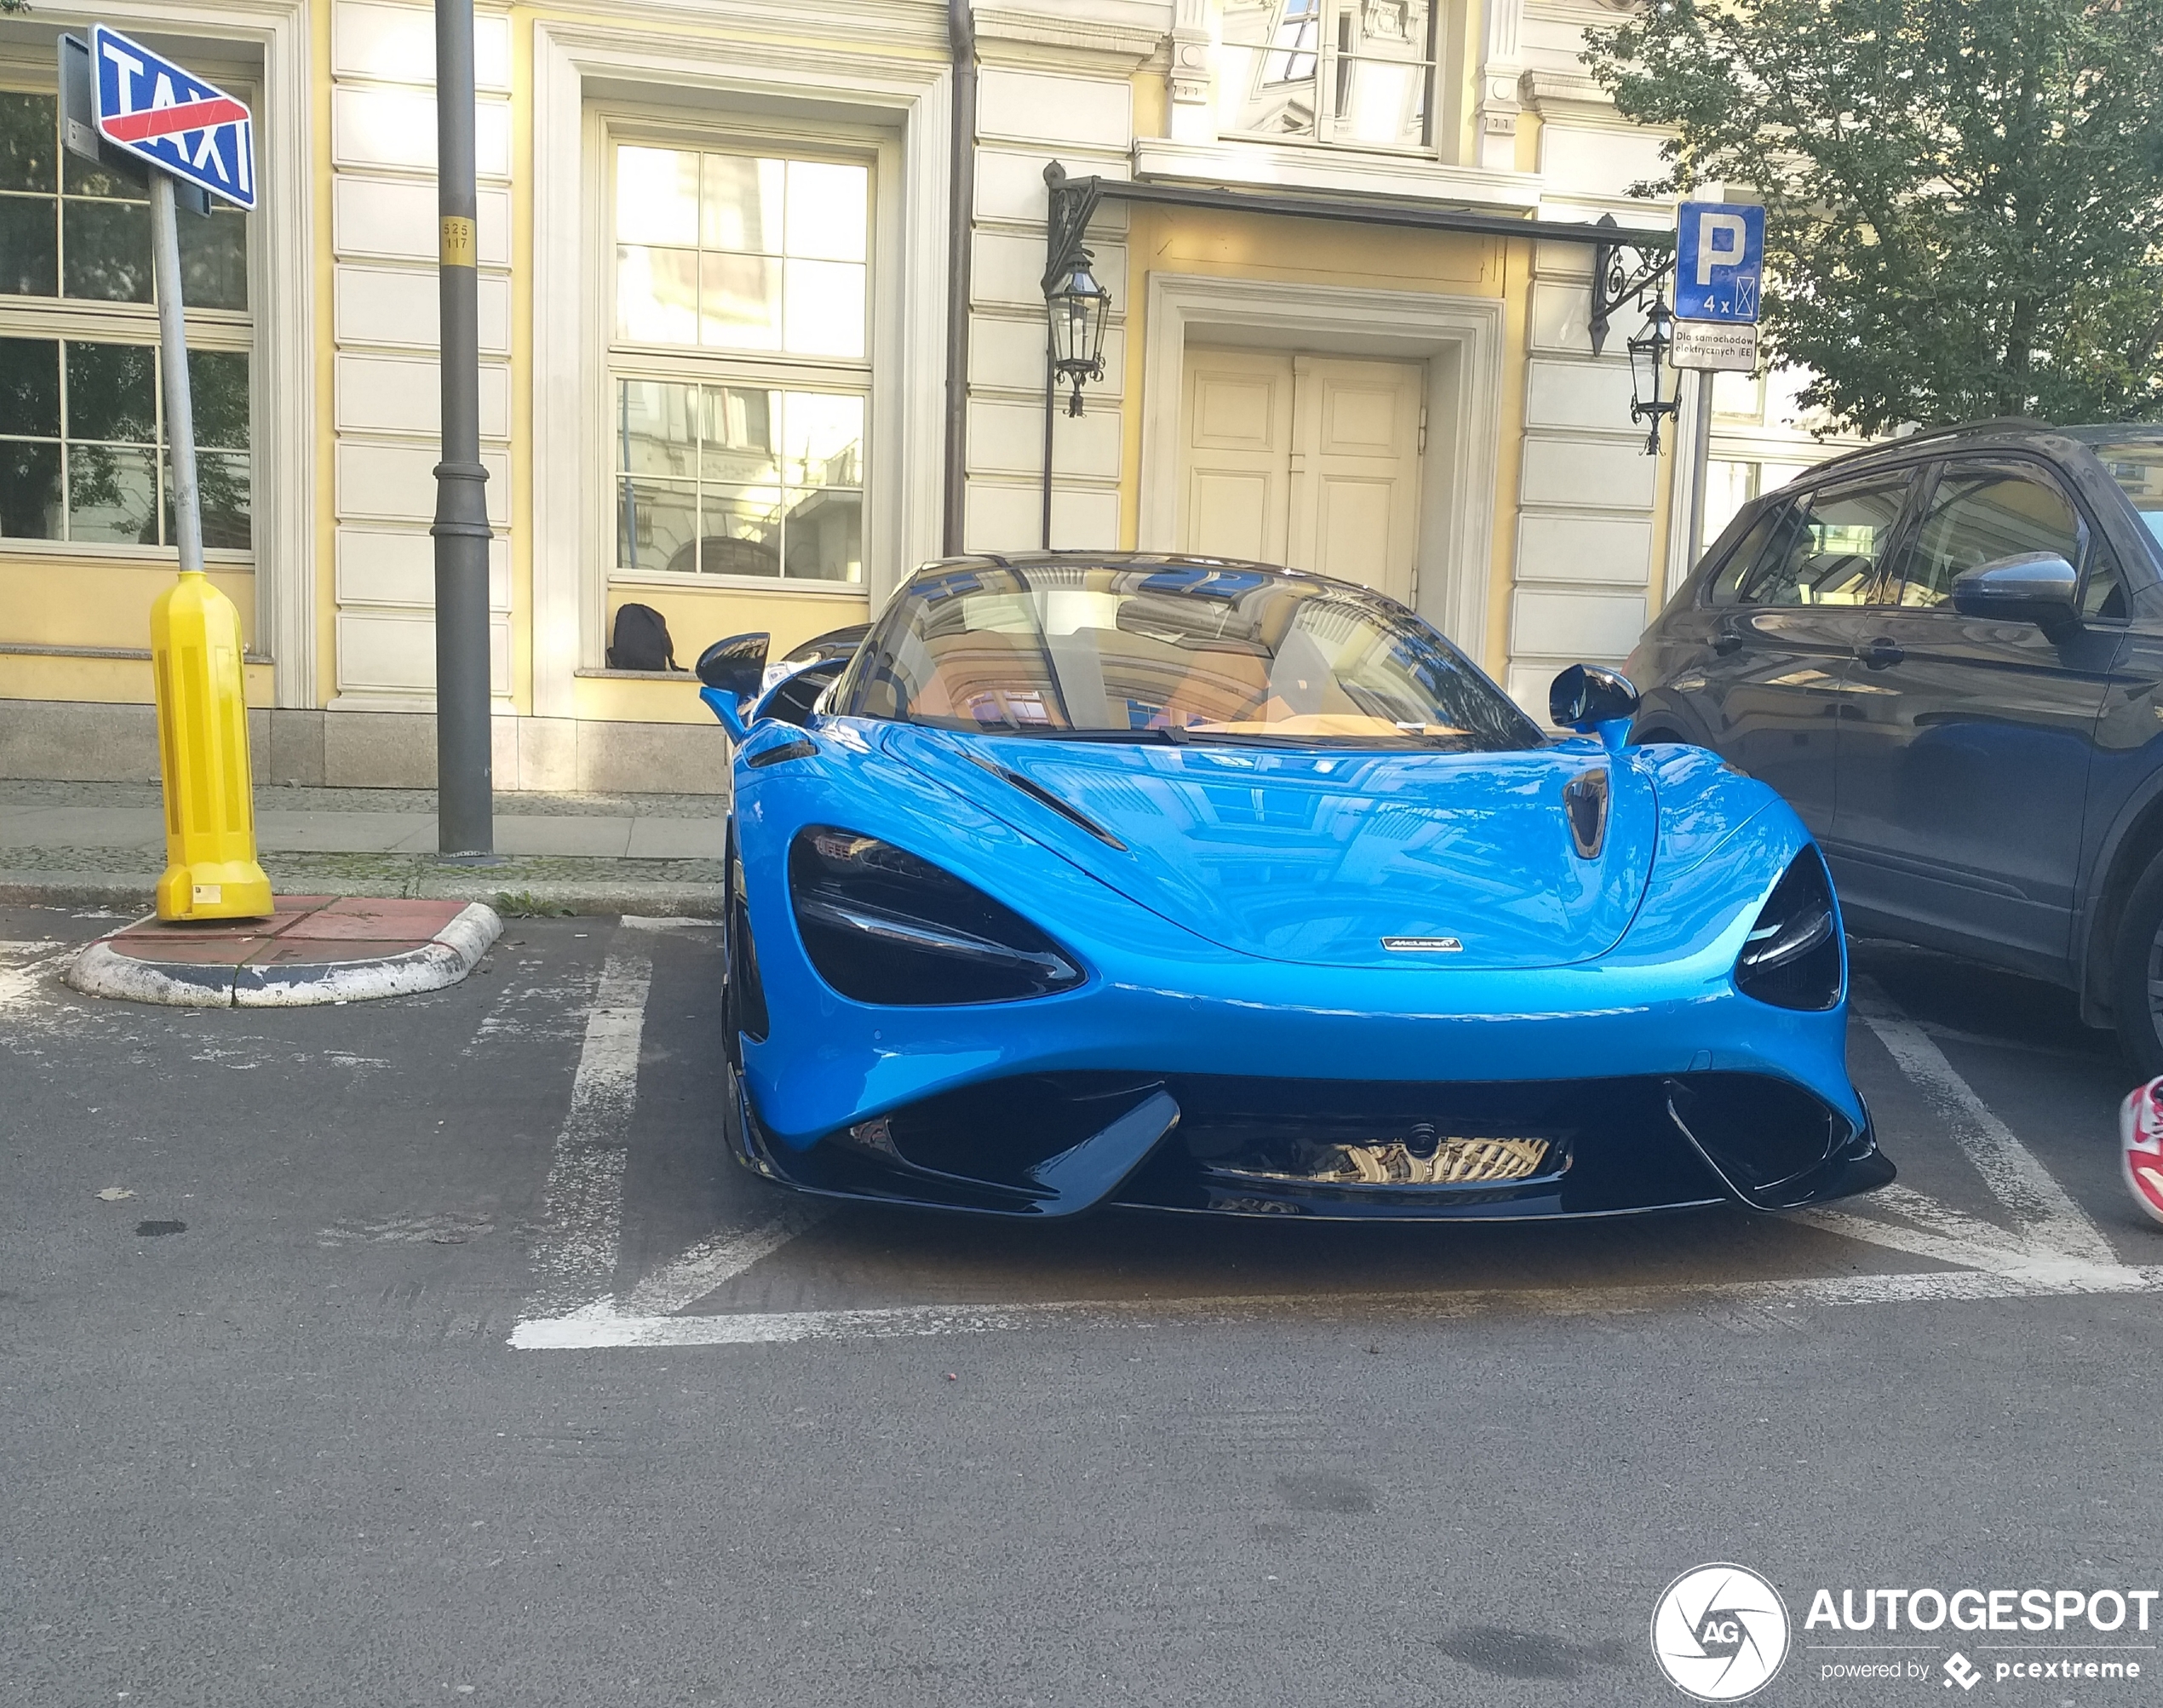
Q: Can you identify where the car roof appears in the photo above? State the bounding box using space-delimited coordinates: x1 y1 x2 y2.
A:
1767 419 2163 499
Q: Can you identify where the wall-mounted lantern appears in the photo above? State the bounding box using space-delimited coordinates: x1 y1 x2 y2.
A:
1046 255 1110 417
1627 295 1678 455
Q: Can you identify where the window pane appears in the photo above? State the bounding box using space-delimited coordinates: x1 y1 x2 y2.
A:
616 477 697 574
616 245 699 344
62 153 147 200
783 487 861 581
0 92 55 192
783 392 863 488
697 485 783 576
701 154 782 254
179 209 248 311
783 161 867 262
1741 481 1905 606
178 449 252 550
63 199 152 301
1899 472 2081 610
0 440 61 539
0 197 57 296
699 251 782 350
67 442 158 542
615 146 698 245
66 342 158 444
617 380 697 477
0 337 60 437
700 385 777 484
187 350 250 450
783 259 863 358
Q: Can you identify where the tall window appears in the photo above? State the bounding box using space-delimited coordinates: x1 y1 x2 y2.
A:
0 75 252 549
1222 0 1437 152
610 140 869 584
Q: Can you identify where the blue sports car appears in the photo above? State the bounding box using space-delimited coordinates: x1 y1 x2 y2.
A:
694 553 1892 1221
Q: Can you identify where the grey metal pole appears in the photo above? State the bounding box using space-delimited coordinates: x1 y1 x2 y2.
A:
433 0 494 858
1041 342 1054 550
148 174 202 577
1687 367 1715 571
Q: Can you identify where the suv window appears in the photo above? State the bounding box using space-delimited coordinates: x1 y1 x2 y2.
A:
1732 477 1908 607
1893 464 2083 610
1705 506 1786 606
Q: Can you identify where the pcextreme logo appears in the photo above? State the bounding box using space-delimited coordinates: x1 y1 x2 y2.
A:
1651 1563 1793 1701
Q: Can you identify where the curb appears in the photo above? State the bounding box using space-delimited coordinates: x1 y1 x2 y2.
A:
66 902 505 1008
1 872 719 919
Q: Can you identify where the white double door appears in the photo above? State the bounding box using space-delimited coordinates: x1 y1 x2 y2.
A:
1177 348 1425 605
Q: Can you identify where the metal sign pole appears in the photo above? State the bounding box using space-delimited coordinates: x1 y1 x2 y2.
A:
1688 368 1715 570
432 0 495 860
148 174 202 576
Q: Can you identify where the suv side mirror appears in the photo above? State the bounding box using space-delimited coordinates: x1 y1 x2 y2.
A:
1550 663 1641 749
695 632 770 742
1951 552 2079 635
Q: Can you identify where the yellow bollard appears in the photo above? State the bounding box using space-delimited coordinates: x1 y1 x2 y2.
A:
150 568 273 921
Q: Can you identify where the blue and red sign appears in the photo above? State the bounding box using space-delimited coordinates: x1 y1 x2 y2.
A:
91 23 255 209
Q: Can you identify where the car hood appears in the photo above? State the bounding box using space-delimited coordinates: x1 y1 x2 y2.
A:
881 727 1657 971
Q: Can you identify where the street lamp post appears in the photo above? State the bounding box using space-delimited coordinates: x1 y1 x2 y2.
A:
433 0 495 860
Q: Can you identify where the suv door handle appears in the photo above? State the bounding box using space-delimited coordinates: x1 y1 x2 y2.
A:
1712 633 1743 656
1862 636 1904 668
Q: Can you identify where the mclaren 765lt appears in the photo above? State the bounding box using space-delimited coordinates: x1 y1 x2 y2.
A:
692 553 1892 1222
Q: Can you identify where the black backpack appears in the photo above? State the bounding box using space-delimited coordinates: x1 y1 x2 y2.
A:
608 603 681 672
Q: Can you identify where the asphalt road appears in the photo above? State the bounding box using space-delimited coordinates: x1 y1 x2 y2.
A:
4 902 2160 1708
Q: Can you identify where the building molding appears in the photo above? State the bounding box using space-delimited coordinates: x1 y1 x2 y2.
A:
530 19 950 718
972 3 1169 71
1133 135 1540 213
1137 272 1506 656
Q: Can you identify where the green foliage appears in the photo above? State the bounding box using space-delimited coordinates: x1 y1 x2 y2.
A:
1585 0 2163 434
493 891 575 919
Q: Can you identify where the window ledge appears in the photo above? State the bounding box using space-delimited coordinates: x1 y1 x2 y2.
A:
0 641 271 663
576 668 697 681
607 569 871 599
1132 136 1541 214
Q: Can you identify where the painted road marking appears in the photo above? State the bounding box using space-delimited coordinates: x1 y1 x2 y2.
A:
0 941 66 1012
509 945 2143 1350
524 938 652 1319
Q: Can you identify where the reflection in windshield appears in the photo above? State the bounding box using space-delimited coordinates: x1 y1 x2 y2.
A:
842 562 1540 752
2096 441 2163 547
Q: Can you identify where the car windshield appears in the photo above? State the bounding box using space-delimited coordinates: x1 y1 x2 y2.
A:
839 562 1541 750
2093 439 2163 549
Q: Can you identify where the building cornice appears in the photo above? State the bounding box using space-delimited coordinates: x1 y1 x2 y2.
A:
1133 135 1541 214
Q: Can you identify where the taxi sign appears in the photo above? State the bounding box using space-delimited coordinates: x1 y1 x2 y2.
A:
90 23 254 209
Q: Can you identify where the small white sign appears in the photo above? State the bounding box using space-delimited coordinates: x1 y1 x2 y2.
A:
1670 318 1759 372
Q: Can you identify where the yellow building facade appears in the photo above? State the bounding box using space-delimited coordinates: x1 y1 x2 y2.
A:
0 0 1848 793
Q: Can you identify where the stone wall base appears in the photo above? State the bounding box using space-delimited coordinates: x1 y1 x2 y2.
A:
0 701 731 795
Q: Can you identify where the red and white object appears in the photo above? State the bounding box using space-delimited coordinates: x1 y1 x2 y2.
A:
2120 1077 2163 1226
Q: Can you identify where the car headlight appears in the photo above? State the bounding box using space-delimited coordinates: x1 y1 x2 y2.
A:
788 826 1086 1006
1734 848 1843 1012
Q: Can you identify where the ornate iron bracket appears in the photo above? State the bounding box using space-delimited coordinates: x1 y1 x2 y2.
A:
1042 161 1103 298
1588 211 1675 358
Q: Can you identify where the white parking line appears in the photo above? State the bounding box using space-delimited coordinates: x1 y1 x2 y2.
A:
524 939 652 1319
0 941 65 1012
509 957 2144 1350
620 1203 833 1316
1849 976 2115 1265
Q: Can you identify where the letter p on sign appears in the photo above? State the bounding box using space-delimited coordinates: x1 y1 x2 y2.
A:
1696 213 1747 284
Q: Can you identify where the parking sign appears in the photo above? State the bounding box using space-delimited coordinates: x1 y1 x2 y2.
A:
90 23 255 209
1674 201 1763 324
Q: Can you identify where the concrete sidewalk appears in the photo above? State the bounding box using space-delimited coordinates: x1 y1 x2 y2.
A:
0 779 727 915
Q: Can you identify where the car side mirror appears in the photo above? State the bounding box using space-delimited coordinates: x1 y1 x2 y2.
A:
695 632 770 742
1951 552 2079 636
1550 663 1641 751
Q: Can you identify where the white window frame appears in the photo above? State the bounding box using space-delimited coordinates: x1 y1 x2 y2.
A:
0 3 313 706
530 19 949 716
602 122 879 595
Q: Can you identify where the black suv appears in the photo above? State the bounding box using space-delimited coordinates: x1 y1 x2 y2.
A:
1626 421 2163 1069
